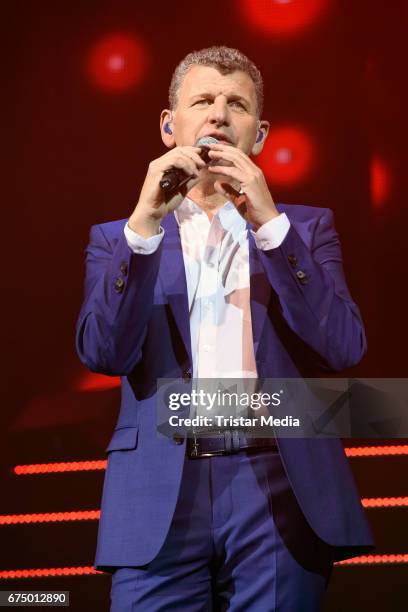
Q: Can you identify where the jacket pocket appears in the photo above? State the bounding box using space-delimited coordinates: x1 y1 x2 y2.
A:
106 426 139 452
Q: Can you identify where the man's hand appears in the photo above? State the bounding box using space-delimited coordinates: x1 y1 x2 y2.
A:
128 146 206 238
207 143 279 230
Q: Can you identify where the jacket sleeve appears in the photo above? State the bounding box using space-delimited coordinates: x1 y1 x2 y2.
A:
257 208 367 371
75 223 163 376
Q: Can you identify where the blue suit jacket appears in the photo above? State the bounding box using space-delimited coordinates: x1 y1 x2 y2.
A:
76 203 375 569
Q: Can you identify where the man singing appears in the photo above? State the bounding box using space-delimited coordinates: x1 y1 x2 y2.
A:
76 46 374 611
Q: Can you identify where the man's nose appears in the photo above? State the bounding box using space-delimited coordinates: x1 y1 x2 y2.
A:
208 97 230 126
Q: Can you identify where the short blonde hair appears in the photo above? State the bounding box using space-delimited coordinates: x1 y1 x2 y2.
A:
169 46 264 117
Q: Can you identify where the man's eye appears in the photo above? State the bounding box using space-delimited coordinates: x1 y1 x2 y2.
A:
230 101 245 109
193 99 211 105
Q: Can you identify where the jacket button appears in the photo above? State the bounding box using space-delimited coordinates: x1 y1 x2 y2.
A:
296 270 308 284
119 261 128 275
114 277 125 293
288 254 297 268
173 433 184 445
182 369 192 383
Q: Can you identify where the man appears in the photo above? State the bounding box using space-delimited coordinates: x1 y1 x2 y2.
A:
76 46 374 611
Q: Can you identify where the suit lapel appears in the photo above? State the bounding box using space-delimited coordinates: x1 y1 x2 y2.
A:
159 214 192 364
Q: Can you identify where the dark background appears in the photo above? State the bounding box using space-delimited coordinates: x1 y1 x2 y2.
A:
2 1 407 610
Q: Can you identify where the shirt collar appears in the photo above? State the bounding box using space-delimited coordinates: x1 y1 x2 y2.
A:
174 197 245 233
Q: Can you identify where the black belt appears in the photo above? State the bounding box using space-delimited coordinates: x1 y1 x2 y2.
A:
187 430 278 459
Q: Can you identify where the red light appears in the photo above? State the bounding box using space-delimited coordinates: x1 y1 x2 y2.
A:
0 566 101 579
1 556 408 579
86 33 148 92
361 497 408 509
257 125 316 185
344 445 408 457
370 156 390 208
240 0 328 36
337 554 408 566
0 510 100 525
13 445 408 477
2 498 407 527
14 460 107 475
77 372 120 392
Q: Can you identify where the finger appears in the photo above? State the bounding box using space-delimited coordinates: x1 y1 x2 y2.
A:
208 143 237 150
180 150 208 173
208 148 254 171
179 146 203 157
161 147 205 173
208 143 258 171
171 154 201 177
208 143 248 158
207 165 243 182
183 147 207 162
214 181 248 217
185 151 207 169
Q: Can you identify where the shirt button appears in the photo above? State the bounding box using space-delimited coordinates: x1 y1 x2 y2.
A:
296 270 309 284
114 278 125 293
202 344 211 352
119 261 128 275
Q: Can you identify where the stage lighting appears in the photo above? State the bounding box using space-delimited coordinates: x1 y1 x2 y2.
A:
370 156 390 208
240 0 328 36
86 33 148 92
257 125 316 185
77 372 120 392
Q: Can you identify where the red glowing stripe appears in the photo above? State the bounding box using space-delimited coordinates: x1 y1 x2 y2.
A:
361 497 408 509
14 460 107 475
336 554 408 566
1 556 408 579
0 510 100 525
13 446 408 476
0 566 101 579
1 497 406 527
344 445 408 457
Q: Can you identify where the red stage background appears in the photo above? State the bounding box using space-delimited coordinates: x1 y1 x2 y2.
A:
3 1 408 610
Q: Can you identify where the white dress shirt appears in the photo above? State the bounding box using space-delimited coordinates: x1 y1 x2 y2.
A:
124 198 290 383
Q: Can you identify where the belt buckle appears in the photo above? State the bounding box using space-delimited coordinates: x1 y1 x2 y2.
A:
188 429 241 459
190 433 200 459
188 432 222 459
187 430 217 459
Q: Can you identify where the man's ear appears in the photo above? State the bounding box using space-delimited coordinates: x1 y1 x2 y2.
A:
160 109 175 148
251 120 270 156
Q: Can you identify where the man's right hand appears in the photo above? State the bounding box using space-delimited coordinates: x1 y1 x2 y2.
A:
128 146 206 238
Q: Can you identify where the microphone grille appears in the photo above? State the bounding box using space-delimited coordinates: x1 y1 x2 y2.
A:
196 136 219 147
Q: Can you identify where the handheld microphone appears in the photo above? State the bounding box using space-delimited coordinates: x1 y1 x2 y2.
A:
159 136 219 193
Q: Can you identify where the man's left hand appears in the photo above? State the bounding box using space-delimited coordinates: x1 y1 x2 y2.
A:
207 143 279 230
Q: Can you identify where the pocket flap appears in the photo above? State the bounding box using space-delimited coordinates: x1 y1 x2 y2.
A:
106 426 139 452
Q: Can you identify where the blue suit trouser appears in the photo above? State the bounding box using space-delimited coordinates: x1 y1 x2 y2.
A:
110 448 334 611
